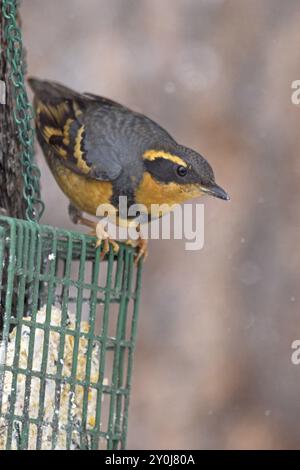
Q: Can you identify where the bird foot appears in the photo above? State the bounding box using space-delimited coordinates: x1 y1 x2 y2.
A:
93 223 119 258
126 238 148 265
68 204 119 258
68 204 145 262
135 238 148 264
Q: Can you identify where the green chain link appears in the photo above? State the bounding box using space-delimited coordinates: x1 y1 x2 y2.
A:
2 0 44 221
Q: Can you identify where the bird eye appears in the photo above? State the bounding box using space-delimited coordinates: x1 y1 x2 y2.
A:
177 165 187 177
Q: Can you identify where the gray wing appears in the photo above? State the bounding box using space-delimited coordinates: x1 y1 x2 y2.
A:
29 77 176 182
29 78 123 181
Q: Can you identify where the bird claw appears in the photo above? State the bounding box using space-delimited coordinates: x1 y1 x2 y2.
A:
99 237 120 258
125 238 148 264
94 223 119 258
70 208 144 262
133 239 148 265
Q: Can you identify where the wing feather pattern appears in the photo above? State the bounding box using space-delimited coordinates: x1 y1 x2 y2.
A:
28 78 123 181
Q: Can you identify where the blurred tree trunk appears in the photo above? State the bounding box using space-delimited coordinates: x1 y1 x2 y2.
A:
0 2 26 219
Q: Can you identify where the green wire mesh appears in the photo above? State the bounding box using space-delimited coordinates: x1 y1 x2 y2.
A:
0 216 142 449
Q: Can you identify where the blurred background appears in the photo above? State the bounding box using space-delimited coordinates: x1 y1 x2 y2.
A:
21 0 300 449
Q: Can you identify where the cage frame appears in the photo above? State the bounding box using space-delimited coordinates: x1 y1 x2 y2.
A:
0 217 142 450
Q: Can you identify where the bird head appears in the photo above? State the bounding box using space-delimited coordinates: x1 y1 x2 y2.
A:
139 144 229 207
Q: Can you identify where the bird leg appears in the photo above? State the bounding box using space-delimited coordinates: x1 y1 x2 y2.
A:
69 204 147 262
68 203 96 228
68 203 119 257
126 225 148 264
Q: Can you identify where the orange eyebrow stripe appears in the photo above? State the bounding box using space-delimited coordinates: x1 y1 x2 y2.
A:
143 150 187 167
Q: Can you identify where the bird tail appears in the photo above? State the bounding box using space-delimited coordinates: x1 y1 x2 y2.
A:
28 77 82 101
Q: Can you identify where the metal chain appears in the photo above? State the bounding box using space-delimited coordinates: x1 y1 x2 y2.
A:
2 0 44 221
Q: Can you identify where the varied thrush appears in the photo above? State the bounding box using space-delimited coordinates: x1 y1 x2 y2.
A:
28 78 229 262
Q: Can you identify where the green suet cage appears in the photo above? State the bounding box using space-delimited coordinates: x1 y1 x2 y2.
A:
0 0 143 450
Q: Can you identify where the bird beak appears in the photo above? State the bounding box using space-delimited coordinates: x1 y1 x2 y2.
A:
201 183 230 201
